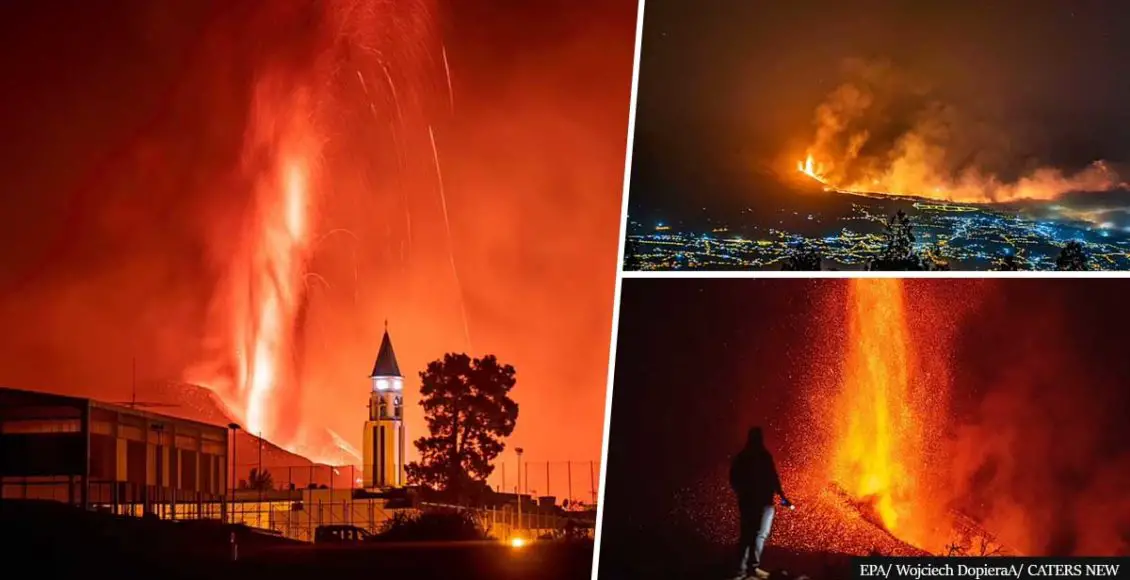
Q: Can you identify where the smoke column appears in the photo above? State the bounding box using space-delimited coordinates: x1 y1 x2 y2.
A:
796 59 1127 204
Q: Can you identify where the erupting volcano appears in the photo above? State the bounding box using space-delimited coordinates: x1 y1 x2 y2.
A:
796 155 831 190
603 279 1130 579
792 60 1128 205
184 0 443 463
794 150 1124 205
1 0 633 513
657 280 997 558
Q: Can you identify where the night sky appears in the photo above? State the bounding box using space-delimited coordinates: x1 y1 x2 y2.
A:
601 279 1130 567
630 0 1130 218
0 0 637 467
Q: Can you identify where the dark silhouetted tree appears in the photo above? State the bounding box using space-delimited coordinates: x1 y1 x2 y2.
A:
974 533 1005 556
922 244 951 271
623 239 644 271
781 242 823 271
374 509 489 542
242 468 273 491
1055 241 1089 271
406 354 519 501
990 252 1026 271
867 211 949 270
944 532 1005 557
868 211 919 270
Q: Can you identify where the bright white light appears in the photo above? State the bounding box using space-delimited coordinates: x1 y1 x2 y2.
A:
372 376 403 392
509 537 527 549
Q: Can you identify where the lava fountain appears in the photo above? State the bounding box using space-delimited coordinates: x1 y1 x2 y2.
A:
187 1 439 459
796 154 832 189
232 82 319 444
830 279 951 552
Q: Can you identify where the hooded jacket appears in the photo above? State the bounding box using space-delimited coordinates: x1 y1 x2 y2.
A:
729 427 785 507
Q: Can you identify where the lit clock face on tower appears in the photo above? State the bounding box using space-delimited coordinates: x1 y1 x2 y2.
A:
374 377 404 391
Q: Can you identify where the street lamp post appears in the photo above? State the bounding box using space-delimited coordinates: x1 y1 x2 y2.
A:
227 423 240 523
515 447 524 533
151 423 165 518
257 431 264 505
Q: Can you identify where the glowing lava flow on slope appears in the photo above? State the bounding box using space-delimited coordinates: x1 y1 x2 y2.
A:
793 127 1125 203
796 153 949 198
830 279 951 553
794 150 1126 204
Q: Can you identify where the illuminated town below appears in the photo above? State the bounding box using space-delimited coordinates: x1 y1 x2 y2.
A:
624 193 1130 271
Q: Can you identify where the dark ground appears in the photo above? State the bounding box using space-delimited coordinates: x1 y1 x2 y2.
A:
246 540 594 578
3 500 594 579
596 526 854 580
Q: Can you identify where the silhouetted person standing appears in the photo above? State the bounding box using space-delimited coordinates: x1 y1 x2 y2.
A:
729 427 792 580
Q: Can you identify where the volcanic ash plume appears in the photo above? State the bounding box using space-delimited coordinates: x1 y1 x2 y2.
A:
830 279 952 553
795 59 1127 204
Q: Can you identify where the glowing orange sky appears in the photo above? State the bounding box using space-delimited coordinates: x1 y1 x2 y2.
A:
0 1 638 483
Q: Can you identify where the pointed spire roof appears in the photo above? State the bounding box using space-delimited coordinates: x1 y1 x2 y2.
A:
370 322 402 378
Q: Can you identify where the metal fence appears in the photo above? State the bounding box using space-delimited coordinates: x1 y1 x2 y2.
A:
1 477 227 517
230 459 603 507
223 497 594 543
3 471 600 544
227 494 396 542
231 462 359 490
486 460 602 506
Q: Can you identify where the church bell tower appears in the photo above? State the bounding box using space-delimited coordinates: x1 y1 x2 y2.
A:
362 323 406 489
